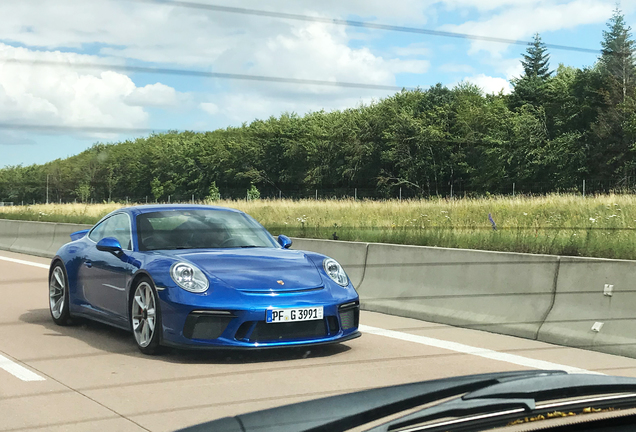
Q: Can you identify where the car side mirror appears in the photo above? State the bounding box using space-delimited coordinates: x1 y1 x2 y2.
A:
277 235 292 249
96 237 123 254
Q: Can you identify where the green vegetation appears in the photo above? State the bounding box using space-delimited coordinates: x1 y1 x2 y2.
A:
2 194 636 260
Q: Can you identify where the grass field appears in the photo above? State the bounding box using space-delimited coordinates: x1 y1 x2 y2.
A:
0 194 635 259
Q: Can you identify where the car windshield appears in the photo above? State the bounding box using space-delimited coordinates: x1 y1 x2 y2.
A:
136 209 279 251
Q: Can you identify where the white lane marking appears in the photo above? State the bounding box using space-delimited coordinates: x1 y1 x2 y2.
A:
0 255 49 269
0 353 45 381
0 255 48 381
359 325 600 375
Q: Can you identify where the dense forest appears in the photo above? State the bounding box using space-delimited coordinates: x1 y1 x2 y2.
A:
2 9 636 203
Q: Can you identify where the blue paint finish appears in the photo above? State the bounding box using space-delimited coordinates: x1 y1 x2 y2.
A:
70 229 89 241
51 205 360 349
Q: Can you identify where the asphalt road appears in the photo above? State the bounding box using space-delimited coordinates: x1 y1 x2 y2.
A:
2 250 636 432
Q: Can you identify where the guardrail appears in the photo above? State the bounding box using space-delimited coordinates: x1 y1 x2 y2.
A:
0 219 632 359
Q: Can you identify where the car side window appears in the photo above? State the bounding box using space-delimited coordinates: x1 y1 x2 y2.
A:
88 213 133 250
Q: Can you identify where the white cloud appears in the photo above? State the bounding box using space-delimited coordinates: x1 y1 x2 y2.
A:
200 102 220 116
0 43 180 130
463 74 512 94
442 0 548 12
213 92 378 124
441 0 614 56
0 0 432 66
126 83 182 108
0 1 433 131
226 22 429 93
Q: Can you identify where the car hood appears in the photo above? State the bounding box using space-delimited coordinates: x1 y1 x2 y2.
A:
170 248 324 292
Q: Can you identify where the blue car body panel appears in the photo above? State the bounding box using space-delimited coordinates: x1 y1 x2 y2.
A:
52 205 360 349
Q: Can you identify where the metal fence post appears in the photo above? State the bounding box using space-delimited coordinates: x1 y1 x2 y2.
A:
583 180 586 198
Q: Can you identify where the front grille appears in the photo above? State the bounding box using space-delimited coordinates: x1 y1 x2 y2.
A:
250 320 327 342
183 313 233 340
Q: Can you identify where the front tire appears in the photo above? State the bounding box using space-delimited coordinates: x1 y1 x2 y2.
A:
131 277 162 355
49 263 72 326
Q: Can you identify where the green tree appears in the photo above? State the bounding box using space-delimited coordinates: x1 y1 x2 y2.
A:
510 34 552 109
150 177 164 202
207 181 221 201
588 8 636 184
600 7 636 104
247 184 260 200
521 33 551 79
74 182 92 203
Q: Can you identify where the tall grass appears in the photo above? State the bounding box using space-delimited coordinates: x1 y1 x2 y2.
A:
0 194 634 259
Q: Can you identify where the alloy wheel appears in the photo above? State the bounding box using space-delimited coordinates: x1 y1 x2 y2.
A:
132 282 156 348
49 266 65 319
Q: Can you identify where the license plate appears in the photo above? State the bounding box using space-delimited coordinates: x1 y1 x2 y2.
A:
266 306 323 323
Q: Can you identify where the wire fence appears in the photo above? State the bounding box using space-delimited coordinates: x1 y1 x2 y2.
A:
1 178 634 205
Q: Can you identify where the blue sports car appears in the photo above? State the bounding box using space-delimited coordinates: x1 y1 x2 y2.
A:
48 205 360 354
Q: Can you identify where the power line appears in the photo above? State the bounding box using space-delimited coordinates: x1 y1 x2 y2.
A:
1 59 410 92
132 0 601 54
0 122 173 135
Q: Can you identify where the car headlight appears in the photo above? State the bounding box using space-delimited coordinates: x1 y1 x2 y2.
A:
170 262 209 293
323 258 349 287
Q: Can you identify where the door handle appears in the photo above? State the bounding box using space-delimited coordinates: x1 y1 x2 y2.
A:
85 260 92 268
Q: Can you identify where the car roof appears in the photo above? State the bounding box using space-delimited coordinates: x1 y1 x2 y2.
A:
113 204 244 217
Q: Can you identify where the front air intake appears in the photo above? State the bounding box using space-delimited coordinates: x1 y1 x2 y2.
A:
338 302 360 331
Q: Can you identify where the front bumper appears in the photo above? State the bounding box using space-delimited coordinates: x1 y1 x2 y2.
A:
157 289 360 349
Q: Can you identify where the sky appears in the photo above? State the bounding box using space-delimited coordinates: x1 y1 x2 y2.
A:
0 0 634 167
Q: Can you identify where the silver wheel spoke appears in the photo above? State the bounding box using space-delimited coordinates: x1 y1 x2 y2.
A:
142 321 149 344
54 270 63 288
132 282 157 348
53 297 63 314
50 266 66 320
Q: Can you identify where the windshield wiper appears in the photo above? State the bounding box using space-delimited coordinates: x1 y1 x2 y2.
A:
174 371 636 432
239 245 265 248
369 373 636 432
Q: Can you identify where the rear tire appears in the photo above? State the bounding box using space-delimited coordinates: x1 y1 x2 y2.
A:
131 277 162 355
49 262 73 326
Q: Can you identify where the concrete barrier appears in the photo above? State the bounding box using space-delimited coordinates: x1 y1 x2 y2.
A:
5 218 636 359
538 257 636 358
47 223 91 257
0 219 20 250
291 238 369 288
358 243 560 339
9 221 57 257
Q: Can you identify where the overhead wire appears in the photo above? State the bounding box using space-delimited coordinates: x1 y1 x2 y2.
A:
131 0 600 54
0 59 410 92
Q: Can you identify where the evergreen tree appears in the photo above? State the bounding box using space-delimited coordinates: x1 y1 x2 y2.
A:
509 34 552 110
521 33 551 79
600 7 636 104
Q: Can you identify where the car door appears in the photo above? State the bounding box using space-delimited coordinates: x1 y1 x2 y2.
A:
83 213 135 321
